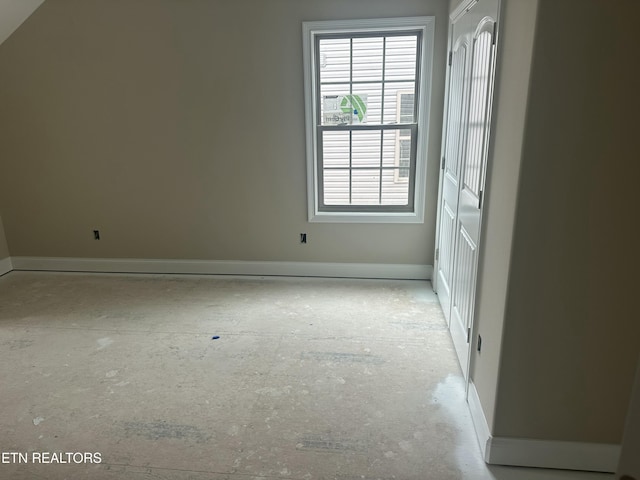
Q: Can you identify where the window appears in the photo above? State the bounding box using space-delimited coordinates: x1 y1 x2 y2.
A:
303 17 435 223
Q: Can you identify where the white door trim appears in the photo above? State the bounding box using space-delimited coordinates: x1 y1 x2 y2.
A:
451 0 479 22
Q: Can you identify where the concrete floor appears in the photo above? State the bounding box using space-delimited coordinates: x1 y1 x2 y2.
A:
0 271 615 480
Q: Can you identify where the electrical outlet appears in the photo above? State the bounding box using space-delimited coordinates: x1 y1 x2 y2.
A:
93 230 100 240
300 233 307 244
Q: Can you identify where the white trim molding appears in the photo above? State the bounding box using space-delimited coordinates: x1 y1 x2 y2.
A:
0 257 13 276
450 0 479 22
10 257 432 280
486 437 620 473
468 381 492 459
468 381 620 473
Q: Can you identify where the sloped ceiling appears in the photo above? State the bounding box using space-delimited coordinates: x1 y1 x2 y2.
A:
0 0 45 46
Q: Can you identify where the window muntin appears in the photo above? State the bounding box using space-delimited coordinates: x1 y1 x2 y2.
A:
303 17 434 223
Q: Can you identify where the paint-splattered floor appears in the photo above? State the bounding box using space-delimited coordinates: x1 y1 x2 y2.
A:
0 272 613 480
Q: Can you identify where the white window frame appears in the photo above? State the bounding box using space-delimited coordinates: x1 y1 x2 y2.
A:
302 17 435 224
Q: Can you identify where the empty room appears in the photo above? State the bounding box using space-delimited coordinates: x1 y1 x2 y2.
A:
0 0 638 479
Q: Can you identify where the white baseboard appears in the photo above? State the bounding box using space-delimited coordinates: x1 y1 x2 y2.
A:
468 381 620 472
486 436 620 473
468 380 492 460
10 256 432 280
0 257 12 276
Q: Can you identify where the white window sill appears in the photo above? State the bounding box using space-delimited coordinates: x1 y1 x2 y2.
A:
309 211 424 224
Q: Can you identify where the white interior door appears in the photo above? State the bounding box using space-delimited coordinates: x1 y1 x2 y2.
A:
434 33 469 326
435 0 499 378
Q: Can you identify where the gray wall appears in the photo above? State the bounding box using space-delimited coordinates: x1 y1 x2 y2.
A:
0 0 448 264
492 0 640 443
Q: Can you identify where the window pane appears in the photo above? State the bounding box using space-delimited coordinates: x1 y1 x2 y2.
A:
381 169 410 205
385 35 418 81
321 131 350 168
382 130 396 167
320 84 350 125
353 83 382 124
320 89 372 125
382 82 415 124
352 169 381 205
352 130 381 168
352 37 383 82
319 38 350 83
399 93 415 123
384 129 411 171
398 137 411 178
323 169 350 205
